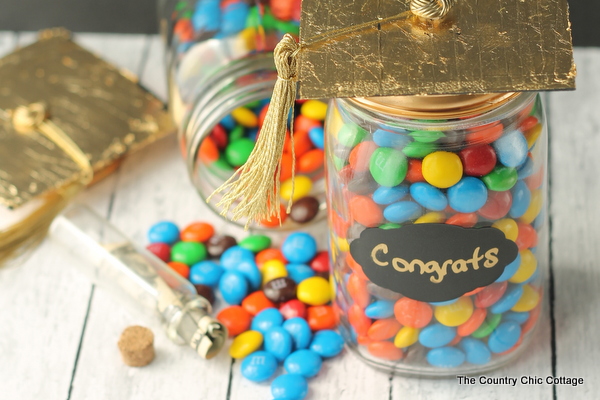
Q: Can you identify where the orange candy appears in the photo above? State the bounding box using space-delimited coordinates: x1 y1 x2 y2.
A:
516 222 538 250
525 167 545 190
446 213 478 228
367 341 404 361
242 291 275 316
181 222 215 243
367 318 402 341
475 281 507 308
519 116 539 132
347 273 370 308
346 253 369 281
522 304 542 334
348 304 371 336
448 335 462 346
406 159 425 183
466 122 504 145
298 149 325 173
261 204 288 227
463 286 485 297
284 129 313 158
349 196 383 227
198 137 219 164
357 335 372 346
457 307 487 336
331 211 350 239
294 115 321 133
217 305 252 337
217 306 252 337
279 153 297 182
167 261 190 279
255 248 287 266
349 141 378 172
307 305 337 331
394 298 433 328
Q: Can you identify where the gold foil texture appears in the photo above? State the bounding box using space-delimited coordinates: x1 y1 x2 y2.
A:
0 30 173 209
298 0 576 99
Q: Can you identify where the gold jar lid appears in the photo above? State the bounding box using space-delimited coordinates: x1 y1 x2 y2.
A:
350 92 521 119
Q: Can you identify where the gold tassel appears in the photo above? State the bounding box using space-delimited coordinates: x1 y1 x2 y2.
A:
207 34 300 228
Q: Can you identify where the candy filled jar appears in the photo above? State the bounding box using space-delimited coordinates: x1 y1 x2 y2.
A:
159 0 326 229
326 92 547 376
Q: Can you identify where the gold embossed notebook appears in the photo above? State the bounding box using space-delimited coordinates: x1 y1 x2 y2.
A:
0 29 173 265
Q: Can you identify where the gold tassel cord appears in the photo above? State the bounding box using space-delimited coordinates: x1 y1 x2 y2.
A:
207 34 300 228
410 0 456 20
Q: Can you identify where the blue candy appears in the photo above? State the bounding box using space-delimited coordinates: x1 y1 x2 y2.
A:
220 246 255 269
503 311 530 325
430 298 458 306
235 259 262 291
220 2 249 36
447 177 488 213
284 349 323 378
252 308 284 334
364 300 395 319
264 327 293 362
283 318 313 350
281 233 317 264
509 180 531 218
286 264 315 284
459 338 492 365
310 330 344 358
189 261 224 287
220 114 236 130
426 347 466 368
372 185 409 205
147 221 180 245
410 182 448 211
308 126 325 149
383 201 422 223
418 324 456 348
488 322 521 353
524 267 540 285
248 128 259 142
218 271 248 305
373 128 411 148
493 130 529 168
192 0 221 32
489 284 524 314
271 374 308 400
517 157 535 179
241 351 278 382
495 253 521 282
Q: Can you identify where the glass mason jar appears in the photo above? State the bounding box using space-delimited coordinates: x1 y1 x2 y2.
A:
326 92 547 376
159 0 326 229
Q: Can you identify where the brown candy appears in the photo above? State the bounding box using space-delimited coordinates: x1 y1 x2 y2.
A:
289 196 320 223
206 234 237 258
263 277 297 303
117 326 155 367
194 284 215 305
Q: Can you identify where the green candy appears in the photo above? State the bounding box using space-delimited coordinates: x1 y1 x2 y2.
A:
171 242 207 265
175 2 187 11
482 166 518 191
274 20 300 36
380 223 402 230
337 123 368 148
369 148 408 187
402 141 436 158
182 10 193 19
245 100 262 109
409 130 445 143
225 138 255 167
210 154 233 172
239 235 272 253
333 155 347 171
229 125 246 142
262 8 278 31
472 313 502 339
246 6 261 28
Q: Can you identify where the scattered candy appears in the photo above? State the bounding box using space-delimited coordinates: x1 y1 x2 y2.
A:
271 374 308 400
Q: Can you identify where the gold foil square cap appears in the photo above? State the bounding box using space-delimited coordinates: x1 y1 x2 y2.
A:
0 29 173 210
297 0 576 99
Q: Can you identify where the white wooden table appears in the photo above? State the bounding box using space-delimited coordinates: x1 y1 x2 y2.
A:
0 32 598 400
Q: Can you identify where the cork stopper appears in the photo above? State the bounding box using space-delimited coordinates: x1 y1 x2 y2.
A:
117 326 155 367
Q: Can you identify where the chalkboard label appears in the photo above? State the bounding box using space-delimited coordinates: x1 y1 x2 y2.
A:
349 224 519 302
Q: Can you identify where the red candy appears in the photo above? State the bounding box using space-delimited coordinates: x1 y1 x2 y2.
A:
515 222 538 250
474 281 508 308
279 299 307 319
146 242 170 262
310 251 330 273
209 124 228 150
217 305 252 337
459 144 497 176
478 190 512 220
349 141 377 172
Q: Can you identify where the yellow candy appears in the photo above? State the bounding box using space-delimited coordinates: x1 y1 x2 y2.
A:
509 249 537 284
519 189 543 224
336 237 350 252
415 212 445 224
434 297 474 327
394 326 420 348
239 28 257 51
328 106 344 138
422 151 463 189
229 330 263 359
262 259 288 285
492 218 519 242
525 124 543 149
231 107 258 128
280 175 312 201
329 275 336 302
511 285 540 312
301 100 328 121
297 276 331 306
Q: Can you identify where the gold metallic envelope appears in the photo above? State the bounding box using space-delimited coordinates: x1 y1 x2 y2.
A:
0 29 173 210
297 0 576 99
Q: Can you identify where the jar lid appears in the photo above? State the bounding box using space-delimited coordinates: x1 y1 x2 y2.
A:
350 92 521 119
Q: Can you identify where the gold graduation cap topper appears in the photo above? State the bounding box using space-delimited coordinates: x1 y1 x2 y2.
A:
298 0 576 99
210 0 575 226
